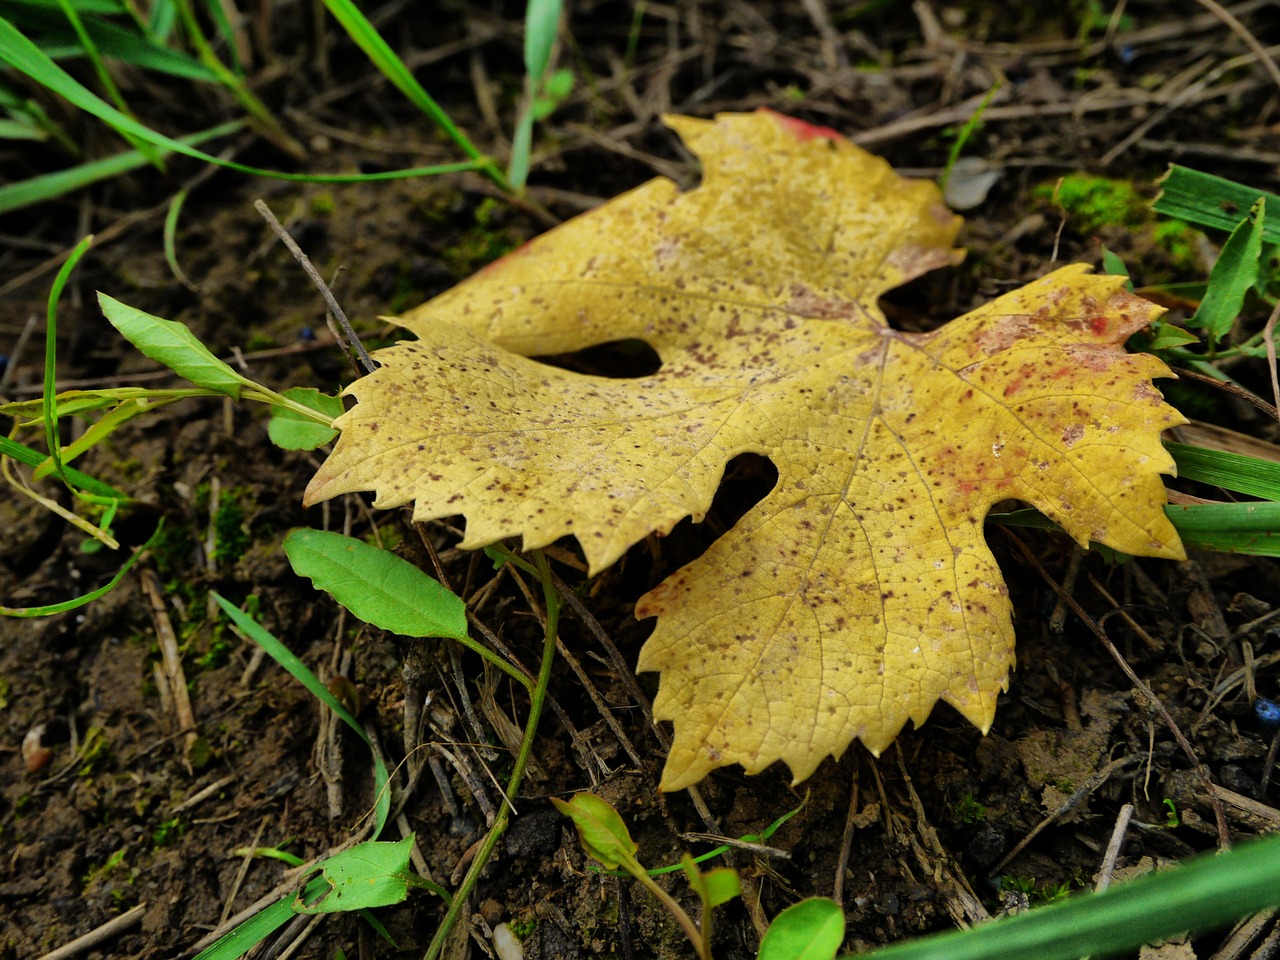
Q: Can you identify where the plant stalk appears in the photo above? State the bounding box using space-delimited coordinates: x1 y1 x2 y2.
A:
422 549 560 960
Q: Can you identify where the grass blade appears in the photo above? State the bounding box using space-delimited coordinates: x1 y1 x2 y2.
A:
0 435 125 498
0 16 484 184
0 119 241 214
42 234 94 490
317 0 508 191
1165 502 1280 555
857 833 1280 960
1166 441 1280 500
1155 165 1280 243
0 521 157 617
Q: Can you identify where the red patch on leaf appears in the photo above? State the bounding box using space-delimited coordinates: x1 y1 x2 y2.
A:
760 108 845 144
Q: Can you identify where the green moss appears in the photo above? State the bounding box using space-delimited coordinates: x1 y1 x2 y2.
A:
196 485 253 568
82 849 128 889
1034 172 1204 276
151 816 186 848
442 199 521 279
77 726 111 777
953 793 988 824
510 918 537 939
0 675 9 710
150 522 195 580
1036 173 1148 232
310 191 335 216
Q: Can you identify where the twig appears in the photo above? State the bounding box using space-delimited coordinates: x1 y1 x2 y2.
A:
1192 0 1280 93
833 759 860 906
1096 803 1135 892
34 905 146 960
142 568 198 767
1263 300 1280 426
992 754 1143 874
253 199 375 374
222 815 271 925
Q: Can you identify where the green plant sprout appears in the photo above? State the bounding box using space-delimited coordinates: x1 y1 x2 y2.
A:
552 792 741 960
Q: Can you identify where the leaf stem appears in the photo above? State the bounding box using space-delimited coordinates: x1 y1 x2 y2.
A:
422 549 560 960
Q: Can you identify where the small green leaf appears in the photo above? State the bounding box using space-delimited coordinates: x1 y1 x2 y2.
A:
699 865 742 909
1099 245 1133 291
294 837 415 914
268 387 342 450
1187 197 1265 340
282 529 468 640
550 793 642 872
97 293 244 397
759 898 845 960
1142 322 1199 351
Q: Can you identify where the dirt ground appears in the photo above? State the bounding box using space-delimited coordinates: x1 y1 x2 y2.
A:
4 2 1280 958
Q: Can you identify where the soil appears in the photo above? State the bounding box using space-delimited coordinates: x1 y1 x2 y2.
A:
3 2 1280 958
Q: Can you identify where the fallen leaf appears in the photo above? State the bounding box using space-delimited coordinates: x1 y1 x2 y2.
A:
305 109 1185 790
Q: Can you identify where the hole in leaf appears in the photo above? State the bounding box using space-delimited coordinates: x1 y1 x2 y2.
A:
649 453 780 577
532 339 662 378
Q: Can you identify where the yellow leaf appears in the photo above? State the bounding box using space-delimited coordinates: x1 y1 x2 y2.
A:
305 110 1185 791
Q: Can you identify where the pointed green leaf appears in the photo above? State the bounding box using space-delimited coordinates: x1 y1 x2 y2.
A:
97 293 243 397
282 529 467 640
1187 197 1265 339
550 793 642 872
267 388 343 451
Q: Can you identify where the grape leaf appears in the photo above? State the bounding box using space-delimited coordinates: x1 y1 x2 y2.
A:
305 110 1185 790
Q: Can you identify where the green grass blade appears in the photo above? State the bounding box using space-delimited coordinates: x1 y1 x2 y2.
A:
993 501 1280 556
189 888 306 960
97 293 245 397
0 116 45 137
0 120 240 215
0 522 156 617
0 435 125 498
1155 165 1280 243
317 0 508 191
1166 441 1280 500
32 395 180 479
1187 198 1265 340
856 833 1280 960
4 0 127 15
49 0 163 166
0 16 483 184
211 591 391 835
1166 502 1280 555
42 234 94 490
